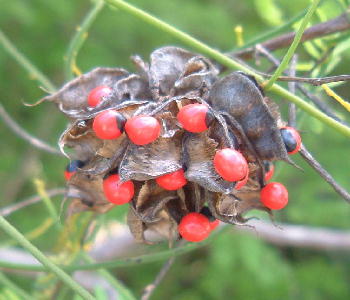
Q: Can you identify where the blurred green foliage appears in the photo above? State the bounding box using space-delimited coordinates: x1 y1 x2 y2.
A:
0 0 350 299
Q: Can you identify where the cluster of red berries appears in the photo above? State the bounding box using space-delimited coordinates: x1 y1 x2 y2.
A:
64 85 302 243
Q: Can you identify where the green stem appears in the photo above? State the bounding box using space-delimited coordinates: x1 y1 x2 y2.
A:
104 0 350 137
0 29 56 93
64 0 105 80
0 227 227 272
0 272 32 300
264 0 321 89
0 216 95 300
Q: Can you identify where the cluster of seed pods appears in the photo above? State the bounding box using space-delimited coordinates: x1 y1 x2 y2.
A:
45 47 301 243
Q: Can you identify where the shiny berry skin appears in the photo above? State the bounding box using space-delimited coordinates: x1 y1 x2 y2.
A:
235 172 249 190
264 161 274 182
88 86 112 107
213 148 248 182
177 104 213 133
209 219 220 231
92 110 126 140
178 212 211 242
280 126 301 155
64 160 85 180
260 182 288 210
125 116 161 145
103 174 134 205
156 169 187 190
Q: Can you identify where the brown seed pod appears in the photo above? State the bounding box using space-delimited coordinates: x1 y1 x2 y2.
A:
45 46 294 242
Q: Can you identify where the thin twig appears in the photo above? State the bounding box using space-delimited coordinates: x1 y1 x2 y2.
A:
0 188 65 217
256 45 349 126
299 145 350 203
0 103 61 155
276 74 350 86
141 256 176 300
233 8 350 60
288 55 297 127
141 240 186 300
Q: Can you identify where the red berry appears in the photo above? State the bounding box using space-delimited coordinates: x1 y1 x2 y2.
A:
178 212 211 242
213 148 248 182
235 172 249 190
92 110 126 140
264 162 274 182
260 182 288 210
280 126 301 155
177 104 212 133
88 86 112 107
103 174 134 205
209 219 220 231
156 169 187 190
64 160 85 181
125 116 161 145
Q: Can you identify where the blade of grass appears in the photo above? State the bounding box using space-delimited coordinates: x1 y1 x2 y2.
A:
64 0 105 80
0 216 95 300
264 0 321 89
104 0 350 138
0 272 32 300
0 29 56 93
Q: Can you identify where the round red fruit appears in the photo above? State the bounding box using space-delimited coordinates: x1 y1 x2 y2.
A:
280 126 301 155
103 174 134 205
177 104 212 133
178 212 211 242
88 86 112 107
125 116 161 145
64 160 85 181
210 219 220 231
260 182 288 210
92 110 126 140
214 148 248 182
156 169 187 190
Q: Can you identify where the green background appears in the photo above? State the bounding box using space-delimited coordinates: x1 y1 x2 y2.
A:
0 0 350 299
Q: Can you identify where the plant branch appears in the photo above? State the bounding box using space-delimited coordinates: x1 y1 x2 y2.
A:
0 216 95 300
141 256 176 300
64 0 105 80
277 74 350 86
105 0 350 138
0 103 61 155
0 29 56 93
233 8 350 60
264 0 321 89
299 145 350 203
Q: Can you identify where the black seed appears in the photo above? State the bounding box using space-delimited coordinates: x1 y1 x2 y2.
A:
280 128 297 153
200 206 216 222
66 160 85 172
115 113 127 133
263 161 272 172
205 109 215 128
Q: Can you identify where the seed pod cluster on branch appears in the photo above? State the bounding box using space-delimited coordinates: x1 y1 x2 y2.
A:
41 47 301 243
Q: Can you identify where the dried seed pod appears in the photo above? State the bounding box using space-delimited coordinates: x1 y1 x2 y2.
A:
47 47 296 243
